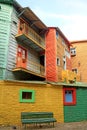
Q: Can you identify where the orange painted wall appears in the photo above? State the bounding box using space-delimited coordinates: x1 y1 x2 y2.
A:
46 28 58 82
46 28 71 82
56 33 71 81
71 41 87 82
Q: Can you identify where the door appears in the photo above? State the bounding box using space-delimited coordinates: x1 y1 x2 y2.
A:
18 19 28 35
16 46 27 68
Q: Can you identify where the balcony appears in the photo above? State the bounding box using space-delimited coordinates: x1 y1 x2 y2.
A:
13 59 45 79
62 70 80 83
15 23 45 52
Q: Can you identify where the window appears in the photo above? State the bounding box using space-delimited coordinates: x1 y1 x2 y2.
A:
17 46 27 68
63 56 66 70
70 48 76 56
57 57 60 66
65 49 70 58
63 88 76 105
56 31 59 39
62 39 65 45
72 68 78 74
20 90 35 103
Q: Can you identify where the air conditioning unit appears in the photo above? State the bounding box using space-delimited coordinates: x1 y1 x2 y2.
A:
70 48 76 56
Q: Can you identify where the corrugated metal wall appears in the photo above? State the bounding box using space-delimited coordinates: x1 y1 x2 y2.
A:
46 28 58 82
0 3 12 79
4 7 19 80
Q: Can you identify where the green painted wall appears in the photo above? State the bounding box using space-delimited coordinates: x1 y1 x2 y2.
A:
64 88 87 122
0 3 13 79
0 0 13 4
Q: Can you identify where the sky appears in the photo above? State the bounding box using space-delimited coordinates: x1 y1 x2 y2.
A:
17 0 87 41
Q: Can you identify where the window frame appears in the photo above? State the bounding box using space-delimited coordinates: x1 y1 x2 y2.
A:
62 39 65 45
70 48 76 56
65 49 70 58
57 57 60 66
19 89 35 103
56 31 59 39
63 88 76 106
72 68 78 74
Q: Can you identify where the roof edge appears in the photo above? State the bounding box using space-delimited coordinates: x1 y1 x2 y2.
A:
48 27 71 47
71 40 87 44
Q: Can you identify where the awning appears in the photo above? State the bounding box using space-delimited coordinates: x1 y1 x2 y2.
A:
18 7 47 32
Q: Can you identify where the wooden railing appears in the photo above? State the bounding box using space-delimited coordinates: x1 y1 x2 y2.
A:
19 23 45 48
62 70 80 83
14 59 45 77
27 60 45 76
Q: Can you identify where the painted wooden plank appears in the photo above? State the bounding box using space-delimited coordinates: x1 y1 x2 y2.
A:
0 3 12 79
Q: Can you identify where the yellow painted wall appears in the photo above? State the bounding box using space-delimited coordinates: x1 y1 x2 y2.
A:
0 81 64 125
71 41 87 82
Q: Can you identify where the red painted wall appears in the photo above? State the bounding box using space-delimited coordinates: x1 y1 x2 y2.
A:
45 28 58 82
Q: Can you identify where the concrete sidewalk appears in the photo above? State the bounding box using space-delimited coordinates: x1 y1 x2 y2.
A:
0 121 87 130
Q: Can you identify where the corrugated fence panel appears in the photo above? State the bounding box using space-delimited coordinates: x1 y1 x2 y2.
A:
46 28 57 82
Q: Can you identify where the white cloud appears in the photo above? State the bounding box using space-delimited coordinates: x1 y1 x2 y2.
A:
33 7 87 41
62 17 87 41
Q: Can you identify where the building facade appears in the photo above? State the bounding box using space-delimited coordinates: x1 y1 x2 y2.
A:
0 0 47 81
71 40 87 83
45 27 80 83
0 0 87 126
0 80 64 125
0 0 64 125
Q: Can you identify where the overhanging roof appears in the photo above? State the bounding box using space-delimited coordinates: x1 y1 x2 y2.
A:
3 80 87 88
48 81 87 87
71 40 87 44
4 80 46 84
18 7 47 31
1 0 47 32
48 27 71 47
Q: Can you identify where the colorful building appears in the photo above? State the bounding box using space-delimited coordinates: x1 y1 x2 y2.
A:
0 0 87 126
71 40 87 83
64 84 87 122
0 0 47 81
0 0 63 125
0 80 64 125
46 27 71 82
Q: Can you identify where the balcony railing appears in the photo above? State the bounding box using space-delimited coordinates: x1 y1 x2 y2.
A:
27 60 45 77
13 59 45 78
62 70 80 83
16 23 45 49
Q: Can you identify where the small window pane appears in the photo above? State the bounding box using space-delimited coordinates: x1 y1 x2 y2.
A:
56 31 59 39
57 58 60 66
63 88 76 106
22 92 32 99
65 90 73 102
70 48 76 56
